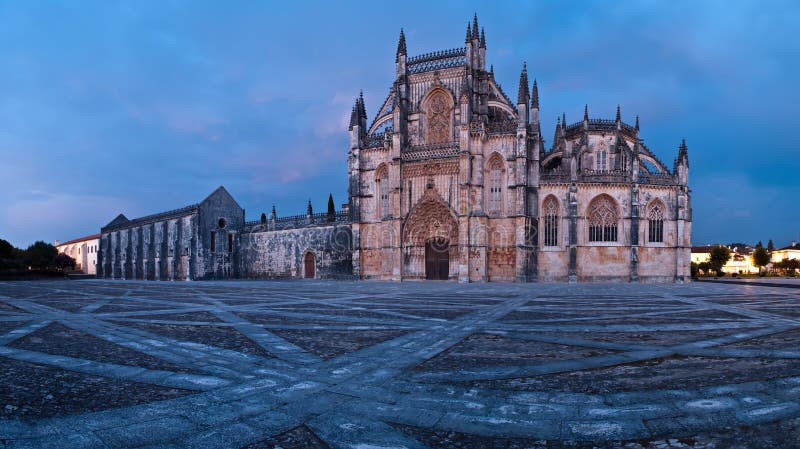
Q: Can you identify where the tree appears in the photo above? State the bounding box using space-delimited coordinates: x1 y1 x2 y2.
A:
752 247 770 276
327 193 336 222
260 212 267 224
0 239 13 259
767 239 775 253
755 241 763 249
709 245 731 276
54 253 76 271
23 241 58 270
0 239 25 271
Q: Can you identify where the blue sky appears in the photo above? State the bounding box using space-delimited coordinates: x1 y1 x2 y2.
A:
1 1 798 248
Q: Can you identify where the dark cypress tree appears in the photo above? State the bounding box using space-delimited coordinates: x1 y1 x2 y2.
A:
260 212 267 224
767 239 774 252
327 194 336 222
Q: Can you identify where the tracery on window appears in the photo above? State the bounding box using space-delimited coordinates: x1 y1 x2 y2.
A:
648 203 664 243
596 150 607 171
588 195 618 242
487 159 503 214
377 168 390 218
543 196 559 247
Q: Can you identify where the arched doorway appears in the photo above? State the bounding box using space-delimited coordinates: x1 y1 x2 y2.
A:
304 252 316 279
425 238 450 280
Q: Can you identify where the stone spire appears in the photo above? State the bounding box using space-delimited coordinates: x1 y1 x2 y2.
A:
307 199 313 216
615 104 621 123
358 90 367 123
517 62 529 104
678 138 689 165
465 22 472 43
480 28 486 49
584 104 589 122
531 79 539 109
349 104 358 130
472 13 479 40
271 204 276 220
553 116 561 144
396 28 406 62
635 115 640 131
562 113 566 130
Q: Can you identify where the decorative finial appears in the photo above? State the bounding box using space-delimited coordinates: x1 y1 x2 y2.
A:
465 22 472 43
531 79 539 109
480 28 486 49
562 113 566 129
635 115 640 131
307 199 313 215
584 104 589 122
615 104 621 122
490 64 494 75
472 13 479 39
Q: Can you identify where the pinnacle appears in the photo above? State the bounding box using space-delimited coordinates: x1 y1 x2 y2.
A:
517 62 529 104
616 104 621 122
584 104 589 121
531 79 539 109
396 28 407 61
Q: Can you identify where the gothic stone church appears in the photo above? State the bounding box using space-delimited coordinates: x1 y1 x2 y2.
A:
97 16 691 283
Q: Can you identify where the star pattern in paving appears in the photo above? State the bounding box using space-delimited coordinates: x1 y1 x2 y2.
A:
0 280 799 448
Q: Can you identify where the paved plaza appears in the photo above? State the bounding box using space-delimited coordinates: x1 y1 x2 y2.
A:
0 280 799 448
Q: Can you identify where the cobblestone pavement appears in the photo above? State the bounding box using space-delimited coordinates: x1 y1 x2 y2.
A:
0 280 799 448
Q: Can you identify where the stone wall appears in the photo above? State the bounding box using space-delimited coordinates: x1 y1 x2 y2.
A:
240 225 353 280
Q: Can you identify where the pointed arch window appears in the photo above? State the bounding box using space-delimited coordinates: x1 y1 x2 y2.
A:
488 159 503 214
543 196 559 247
588 196 618 242
377 168 390 219
596 150 607 171
648 203 664 243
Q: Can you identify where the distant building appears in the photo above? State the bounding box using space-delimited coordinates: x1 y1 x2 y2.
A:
55 234 100 275
691 245 758 275
772 241 800 263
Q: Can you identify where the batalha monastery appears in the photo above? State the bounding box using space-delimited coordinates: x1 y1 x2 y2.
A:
95 16 692 283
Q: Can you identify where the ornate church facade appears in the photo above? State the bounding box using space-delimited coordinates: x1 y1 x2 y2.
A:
96 15 691 283
347 16 691 282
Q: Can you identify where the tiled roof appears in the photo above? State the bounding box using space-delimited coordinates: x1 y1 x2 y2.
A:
58 234 100 246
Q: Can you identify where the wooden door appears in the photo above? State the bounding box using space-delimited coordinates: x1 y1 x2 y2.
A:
425 239 449 280
304 252 315 279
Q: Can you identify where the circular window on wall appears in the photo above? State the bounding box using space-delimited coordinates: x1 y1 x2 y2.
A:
218 218 227 229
